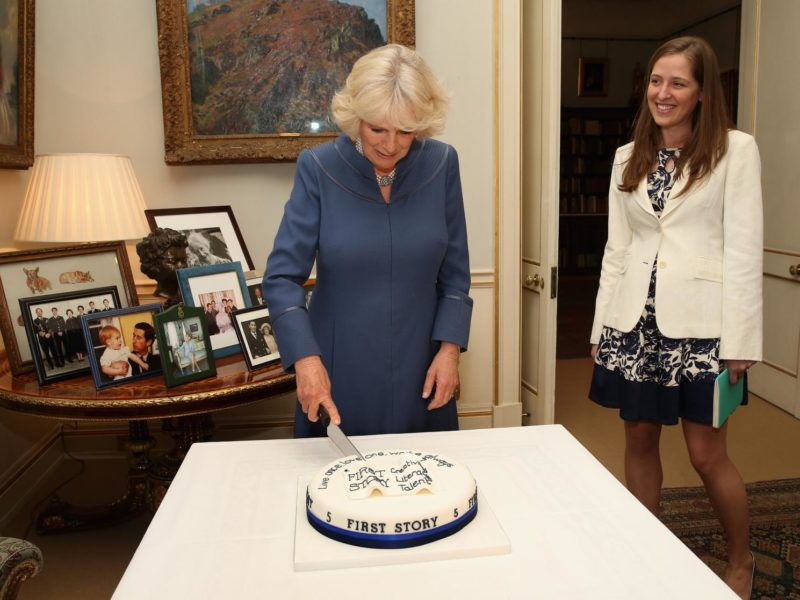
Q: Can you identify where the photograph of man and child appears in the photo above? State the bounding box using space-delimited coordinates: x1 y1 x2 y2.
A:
74 305 162 389
86 310 163 387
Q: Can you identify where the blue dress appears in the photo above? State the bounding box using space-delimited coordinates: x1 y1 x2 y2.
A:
263 134 473 437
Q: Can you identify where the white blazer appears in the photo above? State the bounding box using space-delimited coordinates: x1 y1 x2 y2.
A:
590 129 763 361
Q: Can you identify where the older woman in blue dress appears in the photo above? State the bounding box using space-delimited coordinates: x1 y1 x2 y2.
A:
589 37 760 599
264 44 472 437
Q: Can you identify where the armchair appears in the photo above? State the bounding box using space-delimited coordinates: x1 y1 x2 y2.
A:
0 537 43 600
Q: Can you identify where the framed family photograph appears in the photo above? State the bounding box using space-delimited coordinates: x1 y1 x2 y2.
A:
81 304 163 390
578 57 609 97
154 303 216 387
145 206 254 271
0 242 139 375
244 272 314 309
155 0 415 164
176 261 250 358
245 271 266 307
19 286 121 385
0 0 35 169
231 305 280 371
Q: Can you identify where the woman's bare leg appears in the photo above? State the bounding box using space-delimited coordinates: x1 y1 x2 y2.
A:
624 420 664 515
682 420 753 599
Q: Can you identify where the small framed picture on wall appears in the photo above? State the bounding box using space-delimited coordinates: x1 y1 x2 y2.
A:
578 57 609 97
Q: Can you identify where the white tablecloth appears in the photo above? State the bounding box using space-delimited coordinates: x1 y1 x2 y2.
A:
113 425 736 599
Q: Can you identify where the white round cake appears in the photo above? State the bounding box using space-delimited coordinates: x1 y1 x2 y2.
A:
306 449 478 549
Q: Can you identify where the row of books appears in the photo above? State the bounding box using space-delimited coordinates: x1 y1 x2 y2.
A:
562 135 625 156
562 117 632 136
561 174 608 195
561 175 607 195
558 249 602 270
560 156 612 176
560 195 609 215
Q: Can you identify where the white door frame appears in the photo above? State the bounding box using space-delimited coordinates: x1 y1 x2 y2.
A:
494 0 561 426
738 0 800 417
493 0 523 425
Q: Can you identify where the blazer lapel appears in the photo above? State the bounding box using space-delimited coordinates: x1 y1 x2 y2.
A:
660 172 689 219
633 178 657 218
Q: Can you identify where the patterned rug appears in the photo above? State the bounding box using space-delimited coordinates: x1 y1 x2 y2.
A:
661 478 800 600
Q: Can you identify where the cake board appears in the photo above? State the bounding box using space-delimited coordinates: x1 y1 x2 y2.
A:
293 478 511 571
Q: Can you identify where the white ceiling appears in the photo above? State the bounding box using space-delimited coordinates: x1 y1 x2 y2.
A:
562 0 741 39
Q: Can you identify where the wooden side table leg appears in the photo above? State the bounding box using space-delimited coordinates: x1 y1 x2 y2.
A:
148 414 214 509
36 420 155 534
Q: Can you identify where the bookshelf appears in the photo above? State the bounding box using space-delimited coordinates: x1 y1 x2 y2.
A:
559 107 635 274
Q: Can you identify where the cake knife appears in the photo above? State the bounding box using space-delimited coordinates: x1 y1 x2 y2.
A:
318 405 366 461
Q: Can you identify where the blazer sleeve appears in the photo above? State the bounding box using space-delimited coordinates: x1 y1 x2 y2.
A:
590 147 633 344
262 151 322 372
720 133 763 360
430 146 473 350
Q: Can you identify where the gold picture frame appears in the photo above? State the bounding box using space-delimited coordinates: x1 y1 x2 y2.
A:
578 57 609 98
155 0 415 165
0 0 35 169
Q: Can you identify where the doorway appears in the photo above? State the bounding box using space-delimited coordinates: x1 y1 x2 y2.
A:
554 1 742 416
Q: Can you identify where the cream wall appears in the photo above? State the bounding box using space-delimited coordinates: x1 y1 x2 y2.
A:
0 0 496 514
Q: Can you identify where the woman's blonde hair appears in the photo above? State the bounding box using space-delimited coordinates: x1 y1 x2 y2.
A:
331 44 449 139
620 36 730 196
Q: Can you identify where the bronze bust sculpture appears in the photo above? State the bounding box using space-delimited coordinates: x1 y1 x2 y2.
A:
136 228 189 307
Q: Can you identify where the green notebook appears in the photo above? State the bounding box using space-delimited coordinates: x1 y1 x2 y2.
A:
712 369 745 429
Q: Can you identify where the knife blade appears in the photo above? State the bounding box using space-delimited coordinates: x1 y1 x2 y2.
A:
318 405 366 461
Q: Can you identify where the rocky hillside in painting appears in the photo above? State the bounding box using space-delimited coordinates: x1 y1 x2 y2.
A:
188 0 384 135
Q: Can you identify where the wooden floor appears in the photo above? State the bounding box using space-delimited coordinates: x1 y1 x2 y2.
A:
556 357 800 488
556 275 598 359
7 357 800 599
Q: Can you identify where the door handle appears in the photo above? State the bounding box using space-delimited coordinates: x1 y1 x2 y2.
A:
524 274 545 289
790 264 800 277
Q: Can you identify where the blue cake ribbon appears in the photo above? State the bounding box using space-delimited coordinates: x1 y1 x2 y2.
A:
307 502 478 549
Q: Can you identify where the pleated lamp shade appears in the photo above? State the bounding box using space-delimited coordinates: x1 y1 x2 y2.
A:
14 154 150 242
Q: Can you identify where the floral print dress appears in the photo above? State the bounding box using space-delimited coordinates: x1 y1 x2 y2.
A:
589 149 741 425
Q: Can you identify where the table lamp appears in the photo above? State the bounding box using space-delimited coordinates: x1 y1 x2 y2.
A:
14 154 150 242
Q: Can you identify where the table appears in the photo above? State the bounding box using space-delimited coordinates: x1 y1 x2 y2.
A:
0 352 296 532
113 425 737 599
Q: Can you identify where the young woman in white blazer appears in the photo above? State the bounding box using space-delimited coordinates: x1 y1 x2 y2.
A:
589 37 761 599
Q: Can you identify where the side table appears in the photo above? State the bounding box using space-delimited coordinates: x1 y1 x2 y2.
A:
0 351 295 533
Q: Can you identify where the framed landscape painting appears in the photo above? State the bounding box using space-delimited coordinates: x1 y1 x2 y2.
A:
155 0 415 164
0 0 34 168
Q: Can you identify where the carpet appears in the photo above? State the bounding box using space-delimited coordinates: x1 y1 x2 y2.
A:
661 478 800 600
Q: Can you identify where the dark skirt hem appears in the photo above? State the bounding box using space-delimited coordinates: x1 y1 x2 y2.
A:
588 364 748 426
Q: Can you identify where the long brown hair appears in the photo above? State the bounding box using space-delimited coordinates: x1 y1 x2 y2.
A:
620 36 730 195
